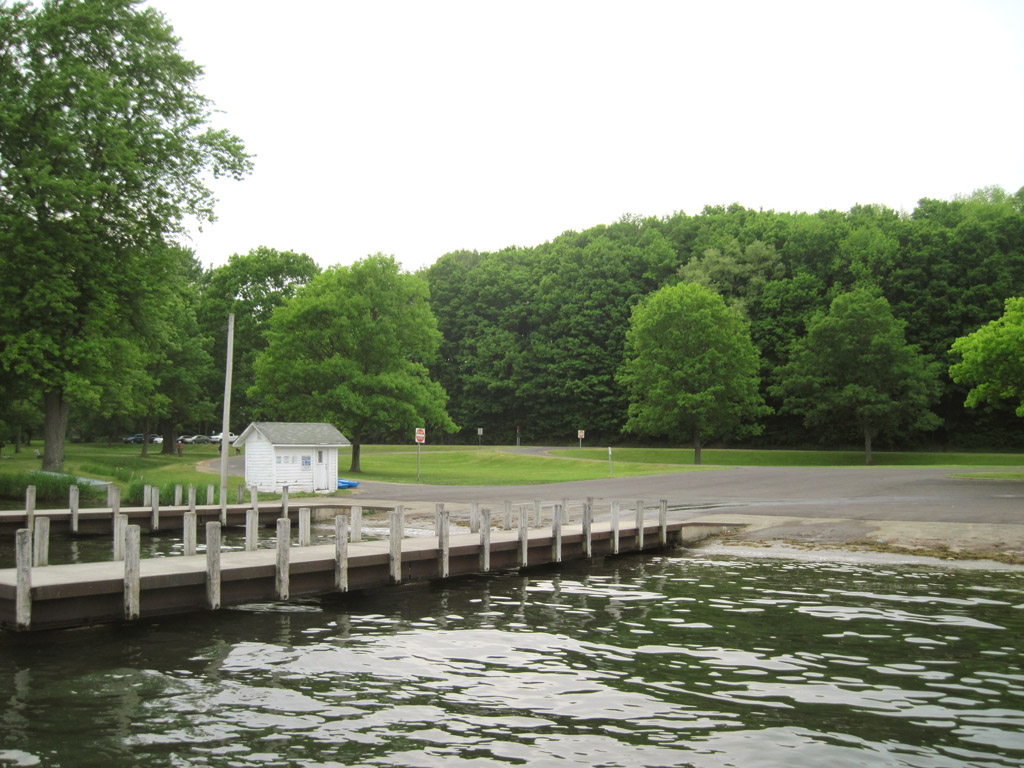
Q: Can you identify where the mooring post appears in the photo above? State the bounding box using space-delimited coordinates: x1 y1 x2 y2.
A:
611 501 620 555
188 485 196 512
245 508 258 551
562 497 569 524
470 500 479 533
113 513 127 561
111 485 120 517
281 485 289 518
174 484 182 507
124 524 141 620
276 518 291 600
351 506 362 542
151 487 160 531
183 510 197 556
480 508 491 572
16 528 31 630
518 505 529 567
143 484 151 511
533 498 542 528
206 522 221 610
583 499 592 558
503 500 512 530
389 506 404 584
635 499 645 549
659 499 668 546
70 484 80 534
299 507 311 546
206 484 215 506
335 515 349 592
32 517 49 567
107 483 114 508
552 504 562 563
435 502 444 536
249 486 258 514
236 483 244 504
439 507 450 578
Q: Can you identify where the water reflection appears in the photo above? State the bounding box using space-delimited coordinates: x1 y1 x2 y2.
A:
1 553 1022 767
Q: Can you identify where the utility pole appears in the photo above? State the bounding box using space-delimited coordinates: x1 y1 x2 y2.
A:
219 313 235 524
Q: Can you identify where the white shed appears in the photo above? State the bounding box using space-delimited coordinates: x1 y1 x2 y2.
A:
233 422 350 493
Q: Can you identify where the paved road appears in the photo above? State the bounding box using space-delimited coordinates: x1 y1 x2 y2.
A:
346 466 1024 525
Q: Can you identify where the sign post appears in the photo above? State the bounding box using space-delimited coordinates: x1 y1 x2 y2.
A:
578 429 585 449
415 428 425 481
477 427 483 446
609 446 613 477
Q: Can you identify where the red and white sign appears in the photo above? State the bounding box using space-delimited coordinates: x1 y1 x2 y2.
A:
578 430 585 439
415 428 426 444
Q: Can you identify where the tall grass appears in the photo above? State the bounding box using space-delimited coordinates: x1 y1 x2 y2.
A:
0 471 106 505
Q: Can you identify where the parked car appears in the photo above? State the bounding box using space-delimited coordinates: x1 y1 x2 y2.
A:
210 432 239 445
122 433 144 444
190 434 212 444
178 435 194 444
150 434 163 444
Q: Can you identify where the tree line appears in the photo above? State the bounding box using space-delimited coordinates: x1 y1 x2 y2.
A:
3 1 1023 472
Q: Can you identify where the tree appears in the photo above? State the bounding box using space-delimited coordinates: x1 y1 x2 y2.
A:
249 255 456 472
0 0 251 471
197 247 320 429
949 297 1024 416
772 289 942 463
618 282 770 464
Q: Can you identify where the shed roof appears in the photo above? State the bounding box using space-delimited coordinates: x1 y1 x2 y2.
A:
234 422 350 447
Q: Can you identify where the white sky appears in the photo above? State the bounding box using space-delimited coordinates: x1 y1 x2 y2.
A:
151 0 1024 274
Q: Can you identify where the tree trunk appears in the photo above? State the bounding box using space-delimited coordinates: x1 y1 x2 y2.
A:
864 426 873 465
14 425 21 453
161 421 176 455
349 441 361 473
693 431 702 466
42 390 69 472
141 414 149 457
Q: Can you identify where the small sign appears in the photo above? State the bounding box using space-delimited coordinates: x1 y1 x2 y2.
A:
415 428 426 444
578 430 585 439
477 428 483 436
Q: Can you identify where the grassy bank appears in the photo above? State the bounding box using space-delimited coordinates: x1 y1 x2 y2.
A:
553 447 1024 467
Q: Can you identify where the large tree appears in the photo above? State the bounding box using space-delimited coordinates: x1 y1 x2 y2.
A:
0 0 250 471
250 254 456 472
618 282 770 464
772 288 942 463
949 296 1024 417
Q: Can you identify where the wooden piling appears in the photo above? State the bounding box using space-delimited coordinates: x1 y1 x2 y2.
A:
124 524 140 620
249 485 258 512
276 518 290 600
635 499 644 549
236 483 244 504
113 514 127 561
611 501 620 555
183 511 197 556
299 507 311 546
70 484 79 534
503 500 512 530
143 484 151 511
206 484 215 506
16 529 31 630
562 497 569 524
151 487 160 531
32 517 49 567
435 502 444 536
479 508 491 572
583 499 592 558
111 485 120 516
552 504 562 563
174 484 182 507
351 506 362 542
335 515 348 592
389 506 404 584
533 498 542 528
245 509 258 551
470 500 479 533
659 499 668 545
438 507 450 578
206 522 221 610
281 485 289 518
519 506 529 567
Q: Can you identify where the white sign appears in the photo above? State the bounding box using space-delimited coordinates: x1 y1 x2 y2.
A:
578 430 585 439
477 428 483 436
415 428 426 444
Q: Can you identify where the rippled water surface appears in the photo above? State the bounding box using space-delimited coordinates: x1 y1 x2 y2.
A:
2 552 1023 767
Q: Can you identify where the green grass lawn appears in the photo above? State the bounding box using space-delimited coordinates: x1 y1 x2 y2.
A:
2 442 1022 507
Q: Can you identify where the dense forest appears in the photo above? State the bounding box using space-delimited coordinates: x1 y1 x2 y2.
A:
423 187 1024 450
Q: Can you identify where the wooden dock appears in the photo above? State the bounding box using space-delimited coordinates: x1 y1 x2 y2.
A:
0 500 738 632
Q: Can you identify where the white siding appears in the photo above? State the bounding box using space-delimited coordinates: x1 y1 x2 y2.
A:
273 448 315 492
244 435 276 492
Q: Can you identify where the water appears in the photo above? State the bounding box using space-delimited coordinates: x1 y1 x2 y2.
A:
2 551 1023 767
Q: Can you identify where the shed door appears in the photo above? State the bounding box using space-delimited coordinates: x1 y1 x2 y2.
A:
314 449 328 490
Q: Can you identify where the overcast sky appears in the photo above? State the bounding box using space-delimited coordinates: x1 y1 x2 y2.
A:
152 0 1024 274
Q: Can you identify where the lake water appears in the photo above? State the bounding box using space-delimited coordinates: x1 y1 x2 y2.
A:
1 549 1022 767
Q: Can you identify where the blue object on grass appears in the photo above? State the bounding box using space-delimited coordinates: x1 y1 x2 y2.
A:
337 478 359 489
